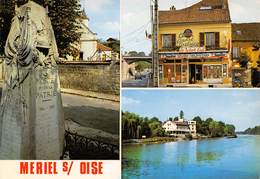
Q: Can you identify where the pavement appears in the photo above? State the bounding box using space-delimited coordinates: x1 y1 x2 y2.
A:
122 77 151 87
61 88 119 102
160 83 233 88
62 93 119 135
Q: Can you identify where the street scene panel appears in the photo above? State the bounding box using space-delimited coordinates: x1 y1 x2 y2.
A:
122 89 260 178
0 0 120 159
121 0 260 88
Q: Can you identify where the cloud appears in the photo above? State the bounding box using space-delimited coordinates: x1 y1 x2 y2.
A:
81 0 113 12
122 96 140 105
104 21 120 32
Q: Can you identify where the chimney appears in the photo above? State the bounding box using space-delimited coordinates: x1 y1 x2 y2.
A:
170 5 176 11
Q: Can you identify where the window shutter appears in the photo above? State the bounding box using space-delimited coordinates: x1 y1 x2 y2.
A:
215 32 220 48
200 33 204 47
172 34 176 47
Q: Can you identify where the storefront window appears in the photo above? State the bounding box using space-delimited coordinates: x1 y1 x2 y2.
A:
203 65 222 79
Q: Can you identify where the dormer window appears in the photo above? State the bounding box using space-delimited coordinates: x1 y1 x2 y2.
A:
236 30 242 35
200 6 212 10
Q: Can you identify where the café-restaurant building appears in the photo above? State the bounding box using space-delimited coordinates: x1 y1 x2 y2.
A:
158 0 232 86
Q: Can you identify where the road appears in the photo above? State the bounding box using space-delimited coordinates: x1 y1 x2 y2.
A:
62 93 119 135
122 77 151 87
0 88 119 136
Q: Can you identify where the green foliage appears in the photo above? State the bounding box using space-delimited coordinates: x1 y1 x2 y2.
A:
0 0 15 55
135 61 151 72
48 0 82 58
0 0 82 58
239 53 250 68
122 111 237 140
192 116 236 137
173 116 179 121
122 111 164 139
127 51 146 57
244 126 260 135
180 110 184 119
100 38 120 54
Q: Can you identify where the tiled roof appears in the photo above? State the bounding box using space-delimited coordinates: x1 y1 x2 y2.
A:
159 0 231 25
232 23 260 42
97 43 112 51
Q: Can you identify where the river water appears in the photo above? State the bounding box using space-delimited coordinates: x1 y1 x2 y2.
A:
123 135 260 179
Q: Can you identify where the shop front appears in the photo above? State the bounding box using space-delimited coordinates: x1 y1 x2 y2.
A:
159 50 230 85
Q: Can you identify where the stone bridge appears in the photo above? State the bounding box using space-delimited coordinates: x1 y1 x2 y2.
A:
121 56 152 81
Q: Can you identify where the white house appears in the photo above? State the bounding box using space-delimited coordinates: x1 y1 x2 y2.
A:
79 10 98 61
66 10 114 61
95 42 112 61
162 118 196 135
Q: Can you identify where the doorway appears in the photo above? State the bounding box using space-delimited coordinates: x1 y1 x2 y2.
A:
189 64 202 84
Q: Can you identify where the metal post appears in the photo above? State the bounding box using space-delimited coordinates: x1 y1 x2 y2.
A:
153 0 159 87
151 3 154 87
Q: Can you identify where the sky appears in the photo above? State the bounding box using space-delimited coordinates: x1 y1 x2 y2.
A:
121 0 260 55
122 90 260 131
80 0 120 40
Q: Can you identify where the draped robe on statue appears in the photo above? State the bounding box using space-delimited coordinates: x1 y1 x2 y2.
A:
0 1 64 159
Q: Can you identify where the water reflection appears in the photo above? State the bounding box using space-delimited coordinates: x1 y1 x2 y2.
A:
123 136 260 178
196 151 221 162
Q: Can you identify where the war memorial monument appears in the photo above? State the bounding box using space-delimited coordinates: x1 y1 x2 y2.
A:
0 1 64 159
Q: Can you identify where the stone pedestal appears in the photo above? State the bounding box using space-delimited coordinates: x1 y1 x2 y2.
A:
0 66 64 159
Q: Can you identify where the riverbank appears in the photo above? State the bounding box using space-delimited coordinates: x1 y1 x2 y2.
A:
123 134 237 145
123 137 180 144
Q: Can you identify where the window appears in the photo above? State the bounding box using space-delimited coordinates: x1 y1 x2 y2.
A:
203 65 222 79
162 34 176 48
205 33 215 47
80 52 83 60
233 47 239 58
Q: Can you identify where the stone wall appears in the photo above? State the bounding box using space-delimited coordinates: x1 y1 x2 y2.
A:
58 61 120 95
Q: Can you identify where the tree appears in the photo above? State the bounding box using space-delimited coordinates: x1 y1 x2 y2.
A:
0 0 15 55
101 38 120 54
48 0 82 58
135 61 151 72
224 124 236 136
128 51 138 57
137 52 146 57
173 116 179 121
239 53 250 68
180 110 184 119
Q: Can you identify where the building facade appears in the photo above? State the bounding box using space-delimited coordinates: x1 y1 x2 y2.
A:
67 11 115 62
158 0 232 86
232 23 260 69
162 118 196 135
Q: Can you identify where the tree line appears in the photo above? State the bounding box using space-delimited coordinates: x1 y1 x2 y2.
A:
122 111 236 140
122 111 165 140
243 126 260 135
192 116 236 137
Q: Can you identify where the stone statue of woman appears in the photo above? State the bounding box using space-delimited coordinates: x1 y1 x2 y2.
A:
0 1 64 159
